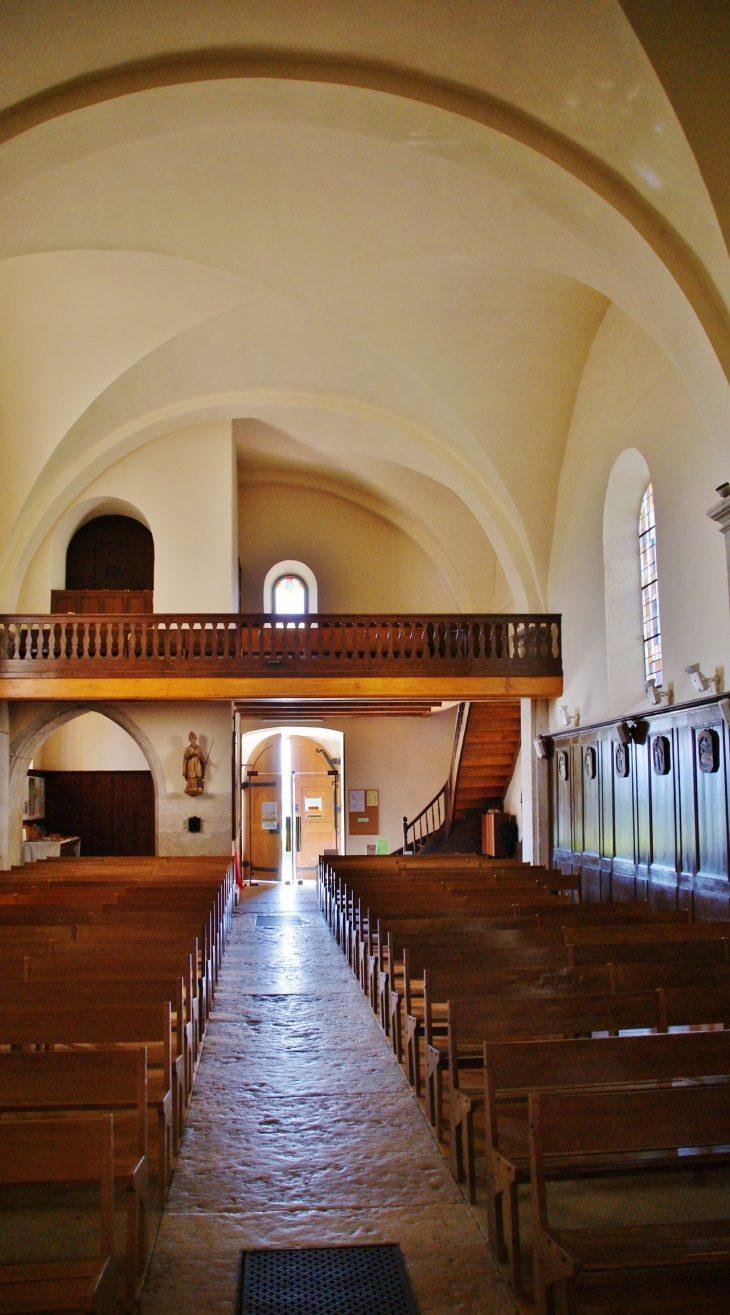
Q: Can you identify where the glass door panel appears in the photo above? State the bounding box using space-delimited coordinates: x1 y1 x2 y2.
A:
293 770 336 878
248 772 283 878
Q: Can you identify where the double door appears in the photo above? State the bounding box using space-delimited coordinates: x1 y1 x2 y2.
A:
246 734 338 879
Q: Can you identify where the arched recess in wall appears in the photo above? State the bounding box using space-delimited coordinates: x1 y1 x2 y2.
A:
65 515 154 591
603 448 652 716
263 561 318 613
48 498 153 600
6 704 165 867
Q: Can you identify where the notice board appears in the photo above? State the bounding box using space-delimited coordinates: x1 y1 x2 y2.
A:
348 788 379 836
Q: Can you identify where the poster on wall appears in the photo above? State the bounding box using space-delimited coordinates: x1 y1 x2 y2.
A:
348 787 380 836
261 801 279 831
304 796 323 819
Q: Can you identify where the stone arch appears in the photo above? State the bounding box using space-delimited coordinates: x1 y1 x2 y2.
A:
7 703 165 866
603 447 653 716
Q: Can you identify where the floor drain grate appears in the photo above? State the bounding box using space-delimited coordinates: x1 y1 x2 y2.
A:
237 1245 418 1315
254 915 303 929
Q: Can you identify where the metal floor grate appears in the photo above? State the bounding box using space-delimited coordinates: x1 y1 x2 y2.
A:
254 915 303 928
237 1246 418 1315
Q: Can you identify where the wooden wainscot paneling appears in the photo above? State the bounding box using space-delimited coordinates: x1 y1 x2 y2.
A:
551 696 730 921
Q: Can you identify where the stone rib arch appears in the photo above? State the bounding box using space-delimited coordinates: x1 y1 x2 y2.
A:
6 702 164 866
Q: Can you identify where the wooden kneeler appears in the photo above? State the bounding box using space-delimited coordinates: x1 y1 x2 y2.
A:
0 1116 115 1315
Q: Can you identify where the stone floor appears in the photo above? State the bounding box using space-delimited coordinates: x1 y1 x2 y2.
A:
139 880 517 1315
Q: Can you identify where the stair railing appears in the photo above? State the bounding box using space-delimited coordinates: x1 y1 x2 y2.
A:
446 701 470 832
401 701 472 853
402 783 449 854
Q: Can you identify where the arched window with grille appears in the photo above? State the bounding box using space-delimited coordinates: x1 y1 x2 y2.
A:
639 482 662 687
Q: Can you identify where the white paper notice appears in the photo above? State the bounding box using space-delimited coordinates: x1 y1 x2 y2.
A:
348 789 365 812
261 801 278 831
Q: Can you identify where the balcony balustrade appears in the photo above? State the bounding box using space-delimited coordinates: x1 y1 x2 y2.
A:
0 612 561 683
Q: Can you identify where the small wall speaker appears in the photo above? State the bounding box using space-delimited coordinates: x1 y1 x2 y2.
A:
188 817 201 833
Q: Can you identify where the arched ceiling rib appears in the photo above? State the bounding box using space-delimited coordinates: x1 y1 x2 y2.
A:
0 52 728 611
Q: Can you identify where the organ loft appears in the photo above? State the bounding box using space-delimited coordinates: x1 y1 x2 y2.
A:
0 3 729 1313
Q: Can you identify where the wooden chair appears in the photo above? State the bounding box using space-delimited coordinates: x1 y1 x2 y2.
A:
529 1085 730 1315
0 1116 114 1315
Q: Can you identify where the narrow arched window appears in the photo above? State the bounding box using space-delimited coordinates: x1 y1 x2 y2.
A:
273 573 307 615
639 483 662 686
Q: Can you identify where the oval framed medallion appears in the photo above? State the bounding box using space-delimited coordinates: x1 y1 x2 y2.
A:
584 746 597 780
557 750 569 782
652 735 671 776
698 727 720 774
614 743 630 778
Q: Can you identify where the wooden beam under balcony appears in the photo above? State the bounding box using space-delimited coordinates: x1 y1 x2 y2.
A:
0 613 563 701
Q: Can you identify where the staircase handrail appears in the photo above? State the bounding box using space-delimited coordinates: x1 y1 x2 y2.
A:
401 700 471 852
401 782 449 854
447 701 471 832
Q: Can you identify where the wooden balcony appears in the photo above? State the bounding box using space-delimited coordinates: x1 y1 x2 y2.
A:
0 613 563 701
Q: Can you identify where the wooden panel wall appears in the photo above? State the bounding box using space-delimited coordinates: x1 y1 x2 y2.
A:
551 698 730 920
42 771 155 857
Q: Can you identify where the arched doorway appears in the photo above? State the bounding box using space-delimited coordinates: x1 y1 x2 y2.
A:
7 704 164 867
33 713 154 856
242 728 342 882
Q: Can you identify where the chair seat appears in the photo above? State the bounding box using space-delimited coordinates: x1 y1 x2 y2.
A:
0 1259 110 1314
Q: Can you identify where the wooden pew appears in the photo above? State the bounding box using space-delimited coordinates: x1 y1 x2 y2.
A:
0 1049 148 1307
445 990 664 1198
483 1029 730 1297
2 975 190 1147
0 1003 173 1206
0 1116 114 1315
529 1085 730 1315
566 923 730 966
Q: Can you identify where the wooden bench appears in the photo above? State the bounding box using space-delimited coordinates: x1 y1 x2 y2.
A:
445 990 664 1199
483 1029 730 1297
0 1003 173 1206
566 923 730 966
2 975 191 1149
0 1116 114 1315
529 1084 730 1315
0 1049 148 1307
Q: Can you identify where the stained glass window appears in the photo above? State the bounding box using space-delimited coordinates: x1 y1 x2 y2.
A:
639 483 662 686
273 574 307 614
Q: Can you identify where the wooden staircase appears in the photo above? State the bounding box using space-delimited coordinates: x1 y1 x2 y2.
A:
451 702 522 821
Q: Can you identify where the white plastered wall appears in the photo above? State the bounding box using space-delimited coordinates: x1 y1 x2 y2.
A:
35 713 148 771
18 421 238 613
549 304 730 727
239 481 462 613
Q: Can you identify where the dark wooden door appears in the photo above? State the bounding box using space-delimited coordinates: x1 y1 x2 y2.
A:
66 516 154 591
42 771 155 856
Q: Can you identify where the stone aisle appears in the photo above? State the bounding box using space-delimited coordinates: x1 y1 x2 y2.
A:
139 881 517 1315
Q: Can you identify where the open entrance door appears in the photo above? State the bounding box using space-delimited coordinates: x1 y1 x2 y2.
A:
291 734 338 879
246 735 283 879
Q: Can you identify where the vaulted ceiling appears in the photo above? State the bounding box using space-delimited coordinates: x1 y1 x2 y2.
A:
0 1 728 612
